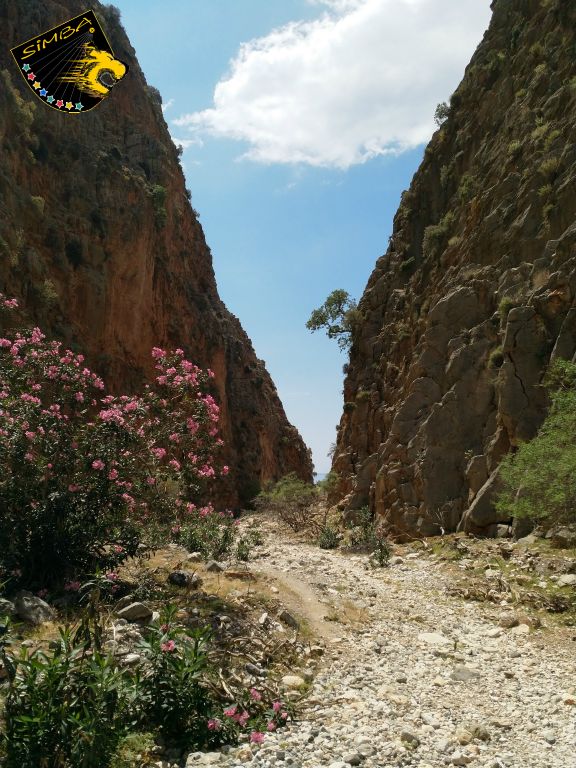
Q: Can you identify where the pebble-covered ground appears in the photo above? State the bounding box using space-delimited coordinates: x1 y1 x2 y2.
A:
185 517 576 768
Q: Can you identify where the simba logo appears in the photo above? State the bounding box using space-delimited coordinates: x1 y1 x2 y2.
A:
10 9 128 113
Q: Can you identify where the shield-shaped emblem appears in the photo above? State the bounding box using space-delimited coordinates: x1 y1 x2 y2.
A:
10 9 128 113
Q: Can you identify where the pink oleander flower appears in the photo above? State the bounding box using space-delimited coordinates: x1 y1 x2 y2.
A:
74 391 84 402
105 571 118 582
64 580 81 592
168 459 181 471
250 688 262 701
161 640 176 653
223 705 237 718
222 465 230 475
92 459 105 470
237 711 249 727
151 347 166 359
146 476 156 485
267 721 277 732
250 732 265 744
108 469 119 480
68 484 80 492
272 701 282 713
280 711 288 720
151 447 166 460
207 718 221 731
36 588 49 599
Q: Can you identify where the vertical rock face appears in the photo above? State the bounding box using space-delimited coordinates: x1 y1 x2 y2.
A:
0 0 313 505
333 0 576 536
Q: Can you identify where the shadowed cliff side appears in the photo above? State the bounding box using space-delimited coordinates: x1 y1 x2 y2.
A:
0 0 313 506
333 0 576 536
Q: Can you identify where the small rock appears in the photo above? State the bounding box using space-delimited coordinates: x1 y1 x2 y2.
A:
278 609 299 629
281 674 306 690
309 645 324 658
0 598 16 616
558 574 576 587
187 552 203 562
205 561 225 573
450 665 481 682
485 569 501 579
119 653 142 666
499 613 519 628
418 632 452 647
510 623 530 636
245 662 267 677
400 729 420 747
542 730 555 744
343 752 363 765
168 570 202 588
14 591 54 625
116 602 153 622
259 612 270 627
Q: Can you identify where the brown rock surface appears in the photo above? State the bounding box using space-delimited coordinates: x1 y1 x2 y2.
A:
333 0 576 535
0 1 312 506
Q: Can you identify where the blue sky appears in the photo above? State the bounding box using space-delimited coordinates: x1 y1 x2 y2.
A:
113 0 492 475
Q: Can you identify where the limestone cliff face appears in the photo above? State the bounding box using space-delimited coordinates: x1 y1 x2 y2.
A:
0 0 312 505
334 0 576 535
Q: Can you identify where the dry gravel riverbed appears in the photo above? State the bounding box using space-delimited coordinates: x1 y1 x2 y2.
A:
183 515 576 768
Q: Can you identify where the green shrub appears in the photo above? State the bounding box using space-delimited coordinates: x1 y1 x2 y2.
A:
343 401 356 413
422 211 455 259
488 347 505 369
317 525 339 550
179 508 236 560
0 625 135 767
400 256 416 272
508 140 522 158
150 185 167 228
498 297 517 323
235 535 251 562
255 473 317 532
456 173 477 203
136 608 217 746
496 360 576 527
539 157 560 181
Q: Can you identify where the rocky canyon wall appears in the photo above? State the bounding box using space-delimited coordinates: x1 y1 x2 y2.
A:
333 0 576 536
0 0 313 506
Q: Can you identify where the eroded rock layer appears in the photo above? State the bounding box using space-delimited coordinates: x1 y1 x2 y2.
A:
334 0 576 535
0 0 312 506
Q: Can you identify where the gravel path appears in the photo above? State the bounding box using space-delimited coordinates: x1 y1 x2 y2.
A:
187 518 576 768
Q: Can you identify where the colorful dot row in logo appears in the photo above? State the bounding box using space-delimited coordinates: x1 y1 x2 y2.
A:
22 64 84 111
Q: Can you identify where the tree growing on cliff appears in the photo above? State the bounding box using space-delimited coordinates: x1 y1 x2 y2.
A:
496 359 576 527
306 289 359 352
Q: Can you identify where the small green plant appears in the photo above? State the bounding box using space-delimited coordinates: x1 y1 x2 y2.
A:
317 525 339 550
422 211 455 259
539 157 560 181
400 256 416 272
456 173 477 203
488 347 505 369
508 140 522 158
236 536 251 562
343 401 356 413
369 526 392 568
498 297 517 323
356 389 371 401
150 184 167 228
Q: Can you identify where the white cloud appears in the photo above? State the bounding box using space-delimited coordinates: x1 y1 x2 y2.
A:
173 0 492 169
161 98 175 113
